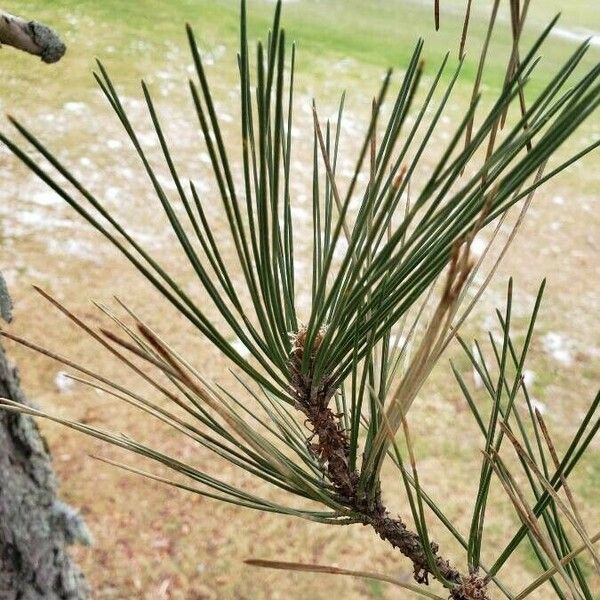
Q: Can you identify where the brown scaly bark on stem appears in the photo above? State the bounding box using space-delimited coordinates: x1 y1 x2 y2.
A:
290 327 490 600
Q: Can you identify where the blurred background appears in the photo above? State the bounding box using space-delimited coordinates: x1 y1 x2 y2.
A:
0 1 598 598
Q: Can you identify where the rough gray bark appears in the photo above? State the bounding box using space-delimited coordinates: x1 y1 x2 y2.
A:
1 11 87 597
0 9 65 63
0 279 91 600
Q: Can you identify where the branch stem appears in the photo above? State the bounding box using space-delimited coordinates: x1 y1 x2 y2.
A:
290 331 489 600
0 9 65 63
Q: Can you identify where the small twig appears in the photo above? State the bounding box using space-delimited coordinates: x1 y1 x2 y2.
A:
246 559 446 599
0 8 65 63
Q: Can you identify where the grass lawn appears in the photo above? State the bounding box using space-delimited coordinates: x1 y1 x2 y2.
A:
1 0 598 106
0 1 598 599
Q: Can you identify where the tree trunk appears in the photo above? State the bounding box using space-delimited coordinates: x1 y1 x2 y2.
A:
0 274 91 600
1 11 87 597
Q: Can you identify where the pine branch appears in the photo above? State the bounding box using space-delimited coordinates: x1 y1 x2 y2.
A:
290 326 488 599
0 1 598 598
